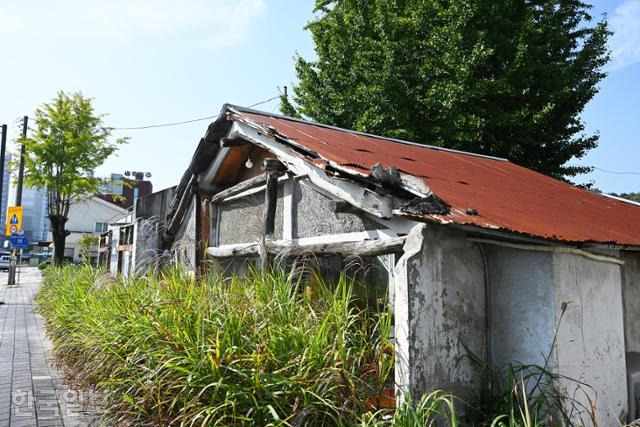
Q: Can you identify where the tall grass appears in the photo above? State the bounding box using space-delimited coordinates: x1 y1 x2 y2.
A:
37 266 395 426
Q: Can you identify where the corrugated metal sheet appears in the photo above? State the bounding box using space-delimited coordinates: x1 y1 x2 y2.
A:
237 109 640 247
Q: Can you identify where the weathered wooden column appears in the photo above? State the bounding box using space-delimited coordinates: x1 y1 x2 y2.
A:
261 158 285 271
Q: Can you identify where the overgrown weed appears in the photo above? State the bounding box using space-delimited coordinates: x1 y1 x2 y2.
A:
37 265 394 426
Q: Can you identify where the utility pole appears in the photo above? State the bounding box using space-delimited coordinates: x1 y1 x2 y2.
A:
8 116 27 287
1 124 11 287
0 124 6 219
16 116 27 206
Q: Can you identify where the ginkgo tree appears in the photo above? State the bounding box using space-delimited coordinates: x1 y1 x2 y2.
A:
20 91 127 265
283 0 611 178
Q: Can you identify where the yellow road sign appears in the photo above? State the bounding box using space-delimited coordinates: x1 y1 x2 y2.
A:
5 206 23 236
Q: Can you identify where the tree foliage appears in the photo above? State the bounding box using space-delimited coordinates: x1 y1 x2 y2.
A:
21 91 127 264
614 192 640 203
284 0 610 178
78 232 100 263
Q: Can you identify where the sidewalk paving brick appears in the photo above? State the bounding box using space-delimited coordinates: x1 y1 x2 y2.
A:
0 268 96 427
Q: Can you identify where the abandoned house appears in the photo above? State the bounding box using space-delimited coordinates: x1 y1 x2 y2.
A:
101 104 640 424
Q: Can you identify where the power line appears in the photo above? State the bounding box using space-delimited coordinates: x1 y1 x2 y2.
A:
247 95 280 109
112 95 281 131
112 115 217 131
593 166 640 176
6 96 281 134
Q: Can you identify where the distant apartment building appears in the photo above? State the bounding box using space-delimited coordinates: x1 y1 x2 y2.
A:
99 172 153 209
5 178 49 243
9 186 50 243
0 153 10 237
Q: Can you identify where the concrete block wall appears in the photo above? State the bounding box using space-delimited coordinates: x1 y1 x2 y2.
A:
216 177 381 247
218 189 284 245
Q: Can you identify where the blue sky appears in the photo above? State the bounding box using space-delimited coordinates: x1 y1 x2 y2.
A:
0 0 638 193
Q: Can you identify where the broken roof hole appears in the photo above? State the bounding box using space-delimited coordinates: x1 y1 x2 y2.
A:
401 157 415 161
458 181 470 185
355 148 372 153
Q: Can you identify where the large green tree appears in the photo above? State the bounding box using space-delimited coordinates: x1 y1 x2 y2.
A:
21 91 127 265
282 0 610 177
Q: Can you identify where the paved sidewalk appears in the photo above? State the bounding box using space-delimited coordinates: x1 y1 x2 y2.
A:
0 268 95 427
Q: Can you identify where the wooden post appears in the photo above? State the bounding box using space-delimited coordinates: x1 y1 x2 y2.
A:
206 236 407 259
263 171 278 239
261 158 284 271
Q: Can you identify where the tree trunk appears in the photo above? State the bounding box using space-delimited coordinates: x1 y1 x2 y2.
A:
49 214 69 266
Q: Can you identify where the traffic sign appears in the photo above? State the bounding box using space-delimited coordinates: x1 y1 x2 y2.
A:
9 234 29 249
5 206 23 236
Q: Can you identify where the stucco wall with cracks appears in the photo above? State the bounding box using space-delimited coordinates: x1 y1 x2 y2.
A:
293 178 381 238
394 223 486 404
553 251 627 426
218 184 284 245
395 224 629 424
173 198 197 270
133 217 163 273
487 246 556 369
622 251 640 353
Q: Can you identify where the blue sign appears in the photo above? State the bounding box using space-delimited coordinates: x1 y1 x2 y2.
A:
9 234 29 249
9 214 19 224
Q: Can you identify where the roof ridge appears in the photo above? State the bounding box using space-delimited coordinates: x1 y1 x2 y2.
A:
226 104 509 163
600 192 640 208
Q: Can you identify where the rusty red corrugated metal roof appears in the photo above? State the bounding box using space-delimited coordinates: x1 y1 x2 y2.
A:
238 109 640 247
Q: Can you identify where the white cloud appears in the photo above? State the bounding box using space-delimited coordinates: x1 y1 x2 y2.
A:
0 0 265 48
609 0 640 71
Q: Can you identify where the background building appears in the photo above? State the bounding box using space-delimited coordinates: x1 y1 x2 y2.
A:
51 197 127 262
0 153 11 238
20 187 49 243
7 180 49 245
99 172 153 209
3 171 153 253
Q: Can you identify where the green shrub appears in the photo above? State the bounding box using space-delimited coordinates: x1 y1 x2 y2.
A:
38 259 51 270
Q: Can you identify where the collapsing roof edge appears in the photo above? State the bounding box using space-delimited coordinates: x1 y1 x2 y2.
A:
168 103 640 248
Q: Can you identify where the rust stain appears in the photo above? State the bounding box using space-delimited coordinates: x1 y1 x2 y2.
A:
234 111 640 247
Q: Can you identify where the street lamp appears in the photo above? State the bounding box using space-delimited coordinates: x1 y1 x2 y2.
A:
124 171 152 181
